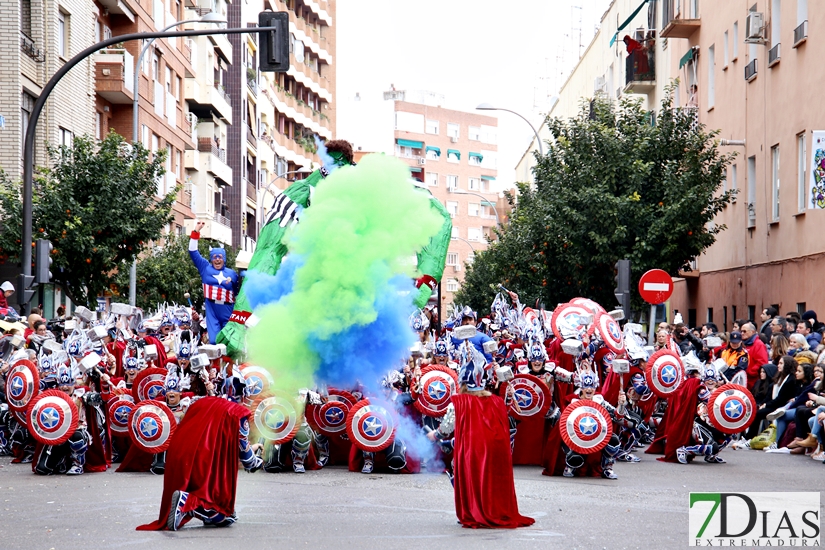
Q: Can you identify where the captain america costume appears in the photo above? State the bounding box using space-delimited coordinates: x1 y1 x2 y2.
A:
188 232 238 344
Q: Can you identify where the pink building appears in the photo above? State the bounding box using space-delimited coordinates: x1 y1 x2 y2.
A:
662 0 823 328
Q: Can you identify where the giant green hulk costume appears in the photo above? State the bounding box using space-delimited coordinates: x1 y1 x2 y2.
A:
217 142 452 358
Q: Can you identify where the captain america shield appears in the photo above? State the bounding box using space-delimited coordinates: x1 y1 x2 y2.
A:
412 365 458 417
131 367 168 402
239 365 275 398
107 395 136 435
707 383 757 435
251 394 300 443
26 389 78 446
645 349 684 398
346 400 396 453
306 389 358 435
506 373 551 421
559 400 613 455
551 302 596 340
597 313 625 354
128 400 176 453
569 297 607 316
6 362 40 415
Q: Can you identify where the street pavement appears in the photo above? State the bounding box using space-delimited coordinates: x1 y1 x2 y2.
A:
0 448 822 550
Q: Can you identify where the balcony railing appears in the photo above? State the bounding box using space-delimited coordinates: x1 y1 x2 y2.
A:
214 83 230 103
793 20 808 47
661 0 701 38
246 179 257 201
768 43 780 67
20 33 44 62
625 39 656 92
745 59 758 81
214 213 231 227
197 137 226 163
246 126 257 149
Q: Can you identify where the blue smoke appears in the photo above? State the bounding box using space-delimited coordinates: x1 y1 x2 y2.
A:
244 255 306 310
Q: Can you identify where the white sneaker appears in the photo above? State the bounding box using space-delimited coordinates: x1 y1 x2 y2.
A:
732 439 751 450
765 446 791 454
765 408 786 422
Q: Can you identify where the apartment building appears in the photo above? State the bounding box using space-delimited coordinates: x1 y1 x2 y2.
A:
225 0 335 254
662 0 824 328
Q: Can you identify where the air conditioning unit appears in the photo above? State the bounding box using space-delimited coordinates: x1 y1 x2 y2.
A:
453 264 461 272
450 136 459 143
418 157 426 165
746 12 765 42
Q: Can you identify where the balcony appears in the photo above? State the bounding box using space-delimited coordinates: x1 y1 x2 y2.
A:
793 20 808 48
661 0 701 39
185 78 232 123
745 59 758 82
209 33 233 63
246 126 257 150
188 141 232 185
20 33 44 62
184 217 232 246
94 49 135 104
768 44 780 67
624 40 656 94
246 179 257 202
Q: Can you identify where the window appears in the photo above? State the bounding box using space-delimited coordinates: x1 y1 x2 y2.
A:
395 111 424 133
58 11 67 58
446 175 458 190
142 124 149 148
466 252 474 265
446 279 459 292
798 0 808 27
446 201 458 217
723 31 729 66
177 76 182 102
733 21 739 59
21 0 32 37
447 123 459 139
175 149 182 179
747 155 757 227
395 145 413 158
468 177 479 191
707 45 715 108
446 252 458 266
468 203 479 216
450 227 459 240
426 172 438 186
447 151 459 163
425 120 439 134
469 155 481 166
771 0 781 46
59 127 73 147
771 145 780 222
481 149 497 169
731 163 738 199
165 67 172 93
469 126 481 141
798 133 807 212
707 308 714 323
95 112 102 140
152 53 160 80
468 227 482 242
426 149 440 161
481 125 497 144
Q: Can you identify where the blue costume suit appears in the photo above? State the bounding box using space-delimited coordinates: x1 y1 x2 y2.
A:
189 234 239 343
451 332 494 362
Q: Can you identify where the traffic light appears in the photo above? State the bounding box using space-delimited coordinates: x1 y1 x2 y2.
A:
258 11 289 72
614 259 631 318
17 274 35 307
35 239 53 284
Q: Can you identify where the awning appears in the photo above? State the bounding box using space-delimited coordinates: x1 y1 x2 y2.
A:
409 166 422 173
608 0 651 47
481 175 496 181
481 200 496 207
469 152 484 161
425 145 441 156
397 138 423 149
447 149 461 159
679 47 696 69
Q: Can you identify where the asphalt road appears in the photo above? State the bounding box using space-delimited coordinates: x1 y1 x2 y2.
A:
0 448 822 550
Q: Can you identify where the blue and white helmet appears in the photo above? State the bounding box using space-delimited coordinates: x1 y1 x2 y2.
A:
433 338 451 357
527 341 546 362
409 310 429 333
56 365 74 386
66 337 82 357
39 355 53 375
702 363 720 383
174 307 191 326
579 369 599 390
177 340 193 360
124 356 139 371
630 373 649 396
165 368 181 393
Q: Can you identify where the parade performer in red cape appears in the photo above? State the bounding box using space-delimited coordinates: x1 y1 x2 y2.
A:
137 397 262 531
450 354 534 529
645 376 702 462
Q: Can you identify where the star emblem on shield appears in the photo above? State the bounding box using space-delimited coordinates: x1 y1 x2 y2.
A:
325 407 343 423
140 418 158 438
11 377 24 395
579 416 598 436
265 409 285 429
40 408 59 429
427 380 447 400
363 416 383 436
515 388 532 407
661 366 676 384
725 400 742 419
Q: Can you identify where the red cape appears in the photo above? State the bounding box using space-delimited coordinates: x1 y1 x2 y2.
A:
452 393 534 529
645 377 701 462
137 397 249 530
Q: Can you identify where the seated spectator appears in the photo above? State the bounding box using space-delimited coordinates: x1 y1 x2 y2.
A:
768 361 816 447
770 334 790 365
752 364 776 407
788 333 810 356
797 320 822 350
746 356 800 439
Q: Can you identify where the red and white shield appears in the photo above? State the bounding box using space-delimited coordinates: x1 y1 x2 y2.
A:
506 373 551 420
569 297 607 317
128 400 176 453
6 362 40 415
597 313 625 354
131 367 168 402
251 394 301 443
306 389 358 435
645 350 684 398
560 400 613 455
239 365 275 398
346 399 396 453
551 302 595 340
108 395 136 435
707 383 757 435
412 365 458 417
27 389 79 446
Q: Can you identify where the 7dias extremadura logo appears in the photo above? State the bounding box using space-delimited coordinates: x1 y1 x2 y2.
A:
689 492 820 546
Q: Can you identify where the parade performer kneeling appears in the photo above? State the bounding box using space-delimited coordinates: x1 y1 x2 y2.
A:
137 396 262 531
188 221 238 344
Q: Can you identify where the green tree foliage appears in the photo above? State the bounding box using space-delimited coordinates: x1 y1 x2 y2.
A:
111 235 238 312
456 90 735 315
0 133 175 307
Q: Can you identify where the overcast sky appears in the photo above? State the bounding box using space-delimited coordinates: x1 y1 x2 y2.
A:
336 0 611 187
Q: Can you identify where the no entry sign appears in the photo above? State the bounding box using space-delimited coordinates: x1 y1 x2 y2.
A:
638 269 673 304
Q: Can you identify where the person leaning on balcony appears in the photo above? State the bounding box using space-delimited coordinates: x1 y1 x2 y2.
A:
687 85 698 108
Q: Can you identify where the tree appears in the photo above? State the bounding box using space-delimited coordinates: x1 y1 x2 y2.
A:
110 234 238 312
0 133 175 307
456 89 735 315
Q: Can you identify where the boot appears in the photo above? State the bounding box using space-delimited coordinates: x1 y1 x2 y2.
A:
315 435 329 467
676 446 688 464
150 451 166 475
797 434 818 449
361 452 374 474
167 490 191 531
291 448 306 474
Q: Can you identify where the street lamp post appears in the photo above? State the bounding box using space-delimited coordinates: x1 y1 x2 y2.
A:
128 13 225 307
450 189 500 228
476 103 544 158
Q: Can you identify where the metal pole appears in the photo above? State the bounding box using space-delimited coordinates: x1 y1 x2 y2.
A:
129 18 224 306
648 303 657 345
21 26 275 314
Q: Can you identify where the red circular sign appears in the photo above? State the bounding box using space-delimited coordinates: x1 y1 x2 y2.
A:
638 269 673 304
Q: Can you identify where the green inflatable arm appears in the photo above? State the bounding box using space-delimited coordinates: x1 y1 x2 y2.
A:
412 188 452 309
